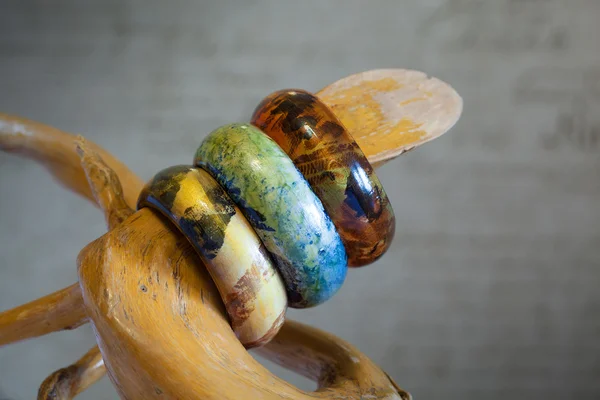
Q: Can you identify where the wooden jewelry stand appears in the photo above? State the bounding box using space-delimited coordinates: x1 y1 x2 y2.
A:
0 69 462 399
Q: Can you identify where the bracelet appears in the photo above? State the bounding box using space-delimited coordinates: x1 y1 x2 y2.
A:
137 87 397 345
137 165 287 348
194 123 348 309
251 89 395 267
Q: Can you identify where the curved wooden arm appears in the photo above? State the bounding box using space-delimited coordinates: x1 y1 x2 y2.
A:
78 206 408 399
0 283 86 346
0 112 143 209
0 69 462 399
38 346 106 400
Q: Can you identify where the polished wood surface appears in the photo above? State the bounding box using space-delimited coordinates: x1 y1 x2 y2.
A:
318 69 462 168
0 69 462 399
38 346 106 400
0 283 86 347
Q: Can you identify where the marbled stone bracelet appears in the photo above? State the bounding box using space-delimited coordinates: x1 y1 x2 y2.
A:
251 89 395 267
194 123 347 309
137 165 287 348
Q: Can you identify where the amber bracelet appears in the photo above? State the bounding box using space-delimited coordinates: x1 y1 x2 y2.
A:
252 89 395 267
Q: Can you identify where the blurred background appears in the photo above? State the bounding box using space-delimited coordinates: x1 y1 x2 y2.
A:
1 1 599 399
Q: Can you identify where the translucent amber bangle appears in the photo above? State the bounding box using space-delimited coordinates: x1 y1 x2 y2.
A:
252 89 395 267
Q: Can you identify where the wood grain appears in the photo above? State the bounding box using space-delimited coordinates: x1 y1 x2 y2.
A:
318 69 463 167
0 68 462 398
0 283 86 347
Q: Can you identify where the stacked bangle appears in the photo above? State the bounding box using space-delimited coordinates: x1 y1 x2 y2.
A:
251 89 395 267
137 165 287 348
137 88 395 347
194 123 347 309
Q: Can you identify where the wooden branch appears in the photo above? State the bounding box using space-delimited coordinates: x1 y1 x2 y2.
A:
0 136 134 350
255 320 410 398
76 138 134 229
38 346 106 400
31 142 134 398
0 69 462 399
0 283 87 347
78 208 407 399
318 69 463 167
0 113 143 210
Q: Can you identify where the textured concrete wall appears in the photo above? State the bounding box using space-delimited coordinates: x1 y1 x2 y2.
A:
1 1 599 399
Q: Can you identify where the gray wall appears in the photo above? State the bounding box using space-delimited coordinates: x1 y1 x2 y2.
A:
1 1 599 399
